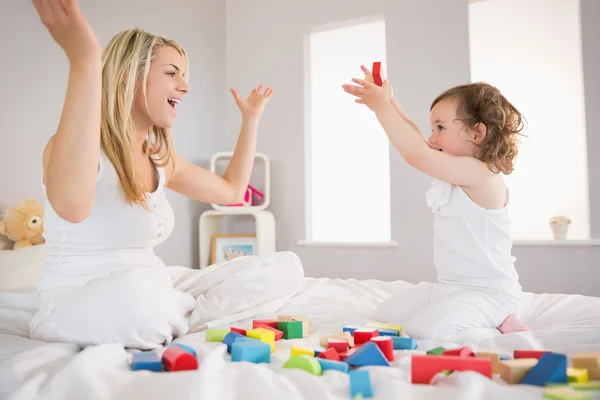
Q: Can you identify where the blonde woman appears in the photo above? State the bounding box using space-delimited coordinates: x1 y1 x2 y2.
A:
29 0 303 348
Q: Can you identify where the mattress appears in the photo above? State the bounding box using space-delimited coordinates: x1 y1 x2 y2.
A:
1 277 599 400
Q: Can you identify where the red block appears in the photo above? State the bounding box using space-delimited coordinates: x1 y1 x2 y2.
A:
354 329 379 346
231 327 247 335
339 348 357 362
514 350 549 360
255 324 284 341
443 346 474 357
252 320 279 329
371 336 394 362
411 355 492 384
372 61 383 86
162 346 198 371
328 338 349 353
318 348 341 361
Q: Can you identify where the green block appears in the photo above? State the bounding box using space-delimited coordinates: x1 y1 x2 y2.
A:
544 387 591 400
440 369 454 376
277 321 303 339
570 381 600 390
427 347 445 355
206 329 230 342
283 355 322 376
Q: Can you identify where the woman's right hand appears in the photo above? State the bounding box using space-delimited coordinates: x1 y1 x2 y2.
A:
32 0 101 64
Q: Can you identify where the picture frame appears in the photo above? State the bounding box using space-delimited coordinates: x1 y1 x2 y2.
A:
211 233 257 265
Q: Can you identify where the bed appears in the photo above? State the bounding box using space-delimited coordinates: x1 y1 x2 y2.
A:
1 247 600 400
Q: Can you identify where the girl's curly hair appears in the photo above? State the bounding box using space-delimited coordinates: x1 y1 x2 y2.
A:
430 82 526 175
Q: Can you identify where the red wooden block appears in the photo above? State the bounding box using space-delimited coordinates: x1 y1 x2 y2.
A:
318 348 341 361
328 338 349 353
443 346 474 357
162 346 198 371
372 61 383 86
255 324 284 341
411 355 492 384
371 336 394 362
231 327 247 335
252 320 279 329
514 350 549 360
339 348 357 362
354 329 379 346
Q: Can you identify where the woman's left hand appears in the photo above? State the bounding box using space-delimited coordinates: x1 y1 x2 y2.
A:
230 84 274 119
343 66 393 112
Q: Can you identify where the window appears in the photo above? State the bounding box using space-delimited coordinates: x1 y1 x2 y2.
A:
468 0 589 240
305 17 391 243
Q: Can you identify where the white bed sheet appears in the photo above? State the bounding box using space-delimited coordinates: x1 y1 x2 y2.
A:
1 277 600 400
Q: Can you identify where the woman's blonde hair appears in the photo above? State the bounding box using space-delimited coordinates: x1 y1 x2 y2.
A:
431 82 525 175
101 28 188 208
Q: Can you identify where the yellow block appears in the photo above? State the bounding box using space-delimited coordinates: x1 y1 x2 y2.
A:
366 322 403 334
568 367 589 384
247 328 275 353
291 344 315 357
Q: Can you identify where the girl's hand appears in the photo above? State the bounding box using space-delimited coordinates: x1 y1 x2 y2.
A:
230 84 274 119
32 0 101 64
342 66 393 113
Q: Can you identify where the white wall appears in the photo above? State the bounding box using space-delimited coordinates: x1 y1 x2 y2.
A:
225 0 600 297
0 0 226 269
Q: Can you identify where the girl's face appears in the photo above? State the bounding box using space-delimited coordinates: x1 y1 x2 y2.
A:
428 98 480 157
133 45 190 131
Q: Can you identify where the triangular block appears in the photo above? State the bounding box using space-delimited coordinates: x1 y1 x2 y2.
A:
520 352 567 386
344 342 390 367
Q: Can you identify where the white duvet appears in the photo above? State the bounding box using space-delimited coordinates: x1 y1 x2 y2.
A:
1 260 600 400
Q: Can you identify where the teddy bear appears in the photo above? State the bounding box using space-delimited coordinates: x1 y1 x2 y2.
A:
0 198 46 250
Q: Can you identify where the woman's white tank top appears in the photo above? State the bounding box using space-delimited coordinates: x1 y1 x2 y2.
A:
38 152 175 294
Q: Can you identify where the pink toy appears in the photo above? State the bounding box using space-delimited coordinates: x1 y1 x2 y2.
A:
498 315 531 334
227 184 264 207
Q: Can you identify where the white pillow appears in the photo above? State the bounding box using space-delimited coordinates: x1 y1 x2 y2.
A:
0 244 44 292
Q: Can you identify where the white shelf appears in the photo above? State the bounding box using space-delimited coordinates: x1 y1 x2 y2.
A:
209 152 270 212
297 240 399 248
513 239 600 247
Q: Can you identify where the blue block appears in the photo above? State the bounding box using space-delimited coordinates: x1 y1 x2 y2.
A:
223 331 252 353
392 336 418 350
170 343 197 357
231 340 271 363
377 327 400 337
499 354 512 361
132 351 162 372
317 358 350 373
345 342 390 367
342 325 363 334
520 353 568 386
349 370 373 398
313 346 327 357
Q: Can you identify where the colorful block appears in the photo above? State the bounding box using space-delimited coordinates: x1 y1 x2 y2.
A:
292 316 313 337
320 332 354 348
371 61 383 87
520 353 568 386
170 343 197 357
366 322 402 335
317 348 341 361
317 358 349 373
476 350 501 374
349 370 373 398
277 321 303 340
283 355 322 376
443 346 474 357
291 344 315 357
206 329 230 342
568 367 589 384
353 329 379 346
411 355 492 384
370 336 394 362
500 358 538 384
231 339 271 363
543 387 592 400
392 336 417 350
247 328 275 352
162 346 198 371
427 346 445 355
252 319 279 329
328 338 349 353
131 351 162 372
255 324 284 341
569 381 600 390
223 331 251 353
231 327 247 335
514 349 549 360
572 353 600 380
342 325 364 335
345 342 390 367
